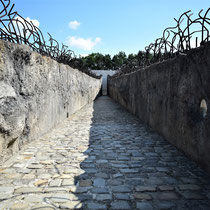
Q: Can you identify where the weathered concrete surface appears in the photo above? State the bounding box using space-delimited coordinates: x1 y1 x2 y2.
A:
0 40 101 163
108 42 210 174
0 97 209 209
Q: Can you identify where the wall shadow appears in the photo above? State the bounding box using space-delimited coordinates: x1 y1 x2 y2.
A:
73 96 210 209
0 96 209 209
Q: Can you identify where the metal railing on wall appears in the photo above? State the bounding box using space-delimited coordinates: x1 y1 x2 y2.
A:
0 0 101 79
111 8 210 78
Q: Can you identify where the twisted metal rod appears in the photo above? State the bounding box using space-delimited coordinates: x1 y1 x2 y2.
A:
111 8 210 78
0 0 100 79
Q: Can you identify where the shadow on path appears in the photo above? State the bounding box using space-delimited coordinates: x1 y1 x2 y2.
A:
74 96 210 209
0 96 209 209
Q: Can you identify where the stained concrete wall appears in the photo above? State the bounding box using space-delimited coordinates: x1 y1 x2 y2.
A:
0 40 102 163
108 42 210 174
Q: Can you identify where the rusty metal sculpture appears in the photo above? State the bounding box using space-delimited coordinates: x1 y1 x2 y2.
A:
111 8 210 78
145 8 210 64
0 0 100 79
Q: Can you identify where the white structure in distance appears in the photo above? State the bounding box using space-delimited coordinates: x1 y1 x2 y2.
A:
91 70 116 96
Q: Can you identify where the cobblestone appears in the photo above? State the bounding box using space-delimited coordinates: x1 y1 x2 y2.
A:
178 184 201 191
93 178 106 187
96 194 112 201
87 202 107 209
135 186 157 192
0 96 209 209
111 201 131 209
157 192 179 200
111 186 132 193
133 193 153 200
136 202 153 210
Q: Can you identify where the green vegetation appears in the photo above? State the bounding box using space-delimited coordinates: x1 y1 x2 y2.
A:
70 51 150 70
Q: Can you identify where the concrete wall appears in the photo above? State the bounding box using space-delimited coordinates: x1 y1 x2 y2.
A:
0 40 102 163
108 42 210 174
92 70 116 95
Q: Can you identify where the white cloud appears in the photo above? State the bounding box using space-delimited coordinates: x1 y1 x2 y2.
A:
80 54 89 58
14 16 40 31
69 20 80 30
25 17 40 28
66 36 101 51
12 16 40 39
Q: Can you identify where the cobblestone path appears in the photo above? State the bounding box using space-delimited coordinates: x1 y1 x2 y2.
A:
0 96 210 209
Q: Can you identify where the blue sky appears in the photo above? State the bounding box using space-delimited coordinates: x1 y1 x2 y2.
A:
11 0 210 57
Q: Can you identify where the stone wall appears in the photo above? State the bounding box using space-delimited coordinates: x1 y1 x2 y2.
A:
108 42 210 173
0 40 102 163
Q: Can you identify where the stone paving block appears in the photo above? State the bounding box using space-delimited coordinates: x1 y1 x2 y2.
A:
93 178 106 187
118 157 130 161
0 97 210 209
162 177 178 184
59 201 82 209
181 192 207 200
74 187 91 193
49 193 71 203
135 186 157 192
87 202 107 209
96 193 112 201
13 179 31 186
24 194 44 203
145 177 165 185
96 160 108 163
74 193 92 201
0 186 14 193
34 179 49 187
10 202 30 209
95 172 110 178
85 169 98 174
37 174 52 179
180 177 198 184
178 184 201 191
113 173 123 178
114 193 130 200
120 169 139 173
0 192 13 200
136 202 153 210
15 187 43 194
40 160 55 165
43 187 69 193
30 204 55 210
5 173 22 179
13 163 26 168
91 187 109 194
62 179 75 186
111 186 131 193
157 192 179 200
111 163 129 168
59 174 74 179
69 193 80 201
107 179 122 186
156 167 170 172
49 179 62 187
22 174 36 179
133 193 152 200
27 164 43 169
156 201 176 209
111 201 131 209
79 179 92 187
17 168 32 174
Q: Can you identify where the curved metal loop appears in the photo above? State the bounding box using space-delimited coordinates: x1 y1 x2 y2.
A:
144 8 210 67
111 8 210 78
0 0 101 78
